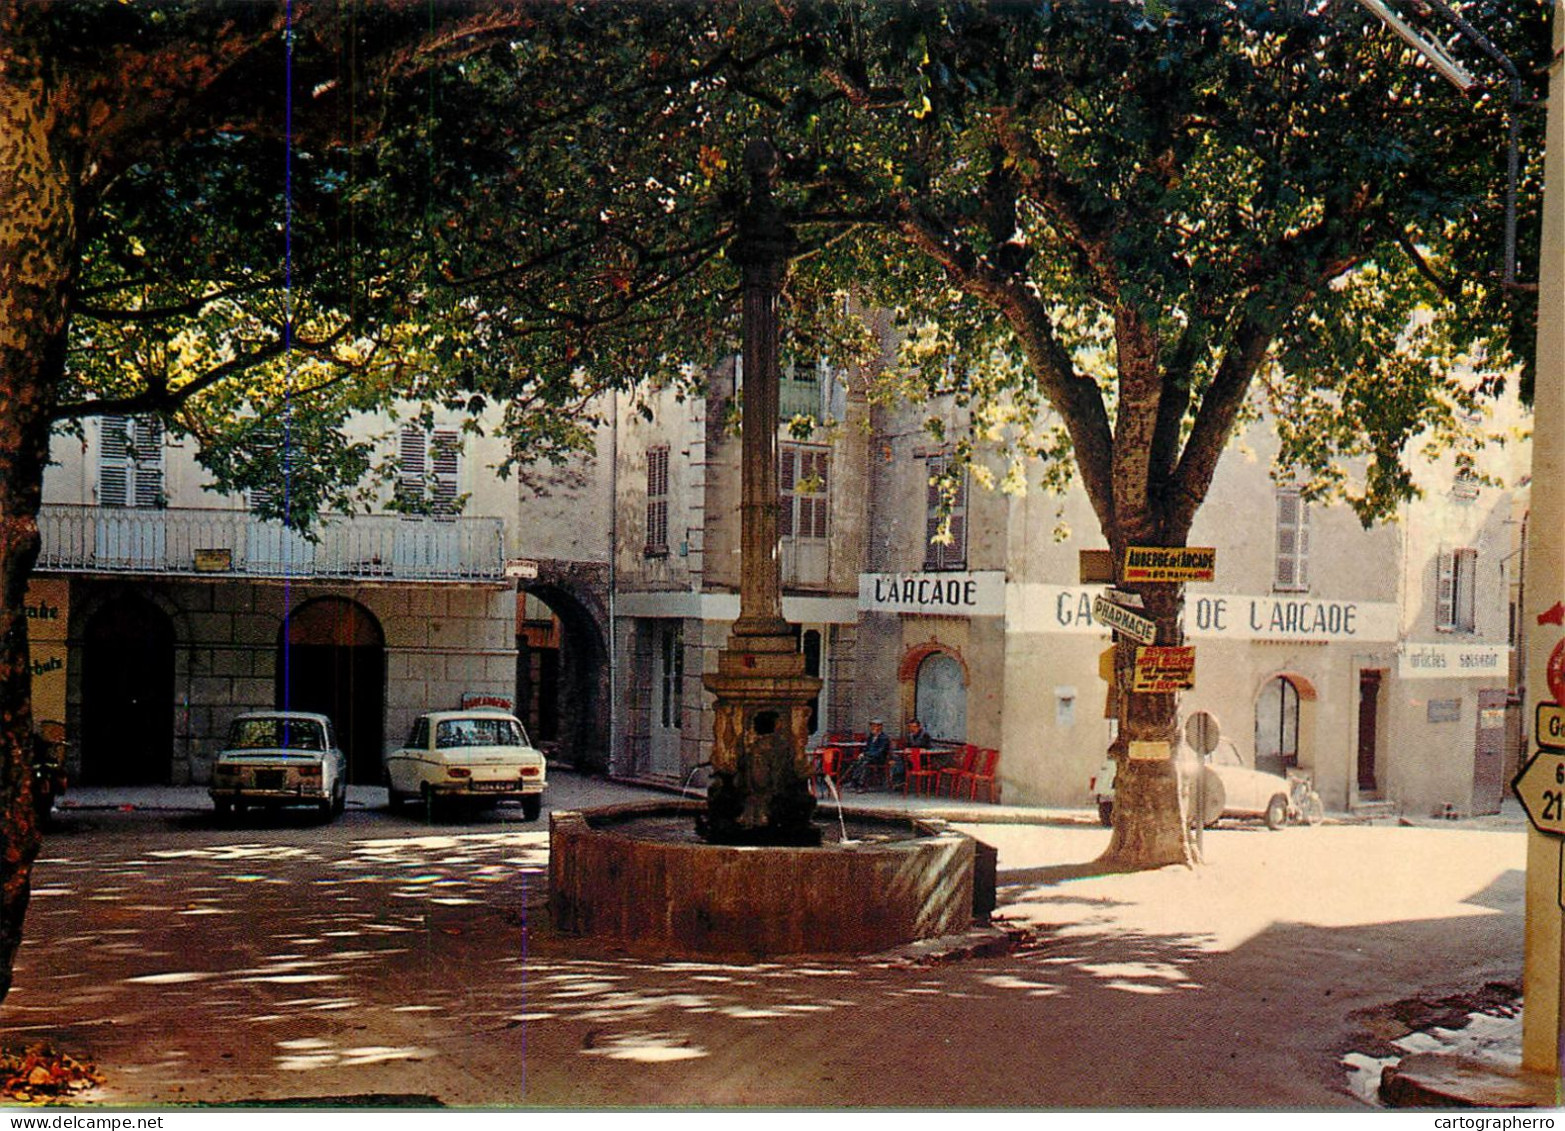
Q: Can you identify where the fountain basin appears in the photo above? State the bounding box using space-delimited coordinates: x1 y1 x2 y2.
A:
549 800 978 957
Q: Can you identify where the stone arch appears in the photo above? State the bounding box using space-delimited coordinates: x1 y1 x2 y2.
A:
79 590 178 785
277 597 385 783
896 640 970 686
519 561 610 770
896 641 970 745
1253 670 1318 777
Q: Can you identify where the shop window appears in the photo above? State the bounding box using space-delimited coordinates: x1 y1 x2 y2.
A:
1436 547 1478 633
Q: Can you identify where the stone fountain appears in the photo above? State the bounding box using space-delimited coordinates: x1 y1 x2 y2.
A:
548 140 983 958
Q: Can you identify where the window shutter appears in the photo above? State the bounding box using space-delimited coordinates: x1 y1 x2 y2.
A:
1295 500 1310 589
100 416 129 507
398 425 426 502
1274 490 1308 590
924 455 966 569
430 430 460 514
1436 549 1456 630
807 451 828 538
101 415 164 508
646 447 669 550
1455 547 1478 632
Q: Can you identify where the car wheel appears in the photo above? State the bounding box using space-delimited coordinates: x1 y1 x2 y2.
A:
521 794 542 822
1265 794 1289 830
1096 800 1113 827
1304 791 1325 826
332 783 346 816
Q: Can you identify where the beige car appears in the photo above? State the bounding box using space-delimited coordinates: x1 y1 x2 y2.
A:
1093 739 1323 830
210 711 347 820
384 710 547 819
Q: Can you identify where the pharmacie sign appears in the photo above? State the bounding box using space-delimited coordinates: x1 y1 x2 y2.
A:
1010 584 1400 642
860 571 1006 617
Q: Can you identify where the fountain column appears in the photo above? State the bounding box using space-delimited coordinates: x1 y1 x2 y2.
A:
698 140 821 846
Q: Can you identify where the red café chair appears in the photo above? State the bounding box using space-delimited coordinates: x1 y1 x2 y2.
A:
903 748 939 796
812 746 845 797
859 743 891 790
938 744 980 797
962 748 1001 802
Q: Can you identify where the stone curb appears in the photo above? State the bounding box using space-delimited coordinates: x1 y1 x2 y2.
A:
1380 1053 1560 1109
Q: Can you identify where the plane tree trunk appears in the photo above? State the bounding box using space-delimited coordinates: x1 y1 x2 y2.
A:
0 51 81 1000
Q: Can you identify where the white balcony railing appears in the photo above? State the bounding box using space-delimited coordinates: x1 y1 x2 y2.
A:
36 504 506 583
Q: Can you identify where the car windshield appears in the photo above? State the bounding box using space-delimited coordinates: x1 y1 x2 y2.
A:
228 718 324 751
435 716 525 749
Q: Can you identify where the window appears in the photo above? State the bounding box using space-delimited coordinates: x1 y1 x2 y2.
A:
1437 547 1478 633
1255 675 1300 775
245 427 292 516
396 425 461 515
659 624 683 730
780 444 829 540
645 446 670 554
924 454 967 570
99 415 164 508
1273 488 1309 591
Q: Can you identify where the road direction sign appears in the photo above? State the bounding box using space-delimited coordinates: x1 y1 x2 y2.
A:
1539 703 1565 752
1513 749 1565 836
1092 594 1157 645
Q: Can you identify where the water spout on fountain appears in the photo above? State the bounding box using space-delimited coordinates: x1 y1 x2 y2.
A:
681 762 712 800
818 775 854 845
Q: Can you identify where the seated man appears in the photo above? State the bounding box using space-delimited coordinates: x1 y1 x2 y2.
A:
843 718 891 789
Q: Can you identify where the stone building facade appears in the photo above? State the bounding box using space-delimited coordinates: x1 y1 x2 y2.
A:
612 348 1527 820
33 408 525 786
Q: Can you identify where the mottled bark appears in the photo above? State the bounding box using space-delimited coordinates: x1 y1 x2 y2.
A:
1100 579 1196 870
0 0 534 1007
0 50 80 1001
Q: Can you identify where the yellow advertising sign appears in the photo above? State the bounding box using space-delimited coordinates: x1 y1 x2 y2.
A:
1123 546 1216 584
1131 645 1196 693
25 579 68 724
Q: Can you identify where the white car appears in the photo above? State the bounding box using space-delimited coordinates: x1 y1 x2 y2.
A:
385 710 547 819
210 711 346 819
1092 740 1321 830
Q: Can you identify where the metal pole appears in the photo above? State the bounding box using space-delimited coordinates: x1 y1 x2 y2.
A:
1520 0 1565 1077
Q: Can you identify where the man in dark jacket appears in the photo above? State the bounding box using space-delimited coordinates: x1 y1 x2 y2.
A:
844 718 891 789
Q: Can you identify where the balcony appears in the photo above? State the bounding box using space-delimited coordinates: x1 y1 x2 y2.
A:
36 504 506 584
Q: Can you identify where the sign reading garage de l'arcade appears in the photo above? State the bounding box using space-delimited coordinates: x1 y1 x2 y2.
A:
1010 584 1400 643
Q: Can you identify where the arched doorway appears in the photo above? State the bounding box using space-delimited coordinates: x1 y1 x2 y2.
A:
82 594 175 785
277 598 384 784
517 584 607 770
1255 675 1301 777
914 651 967 745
